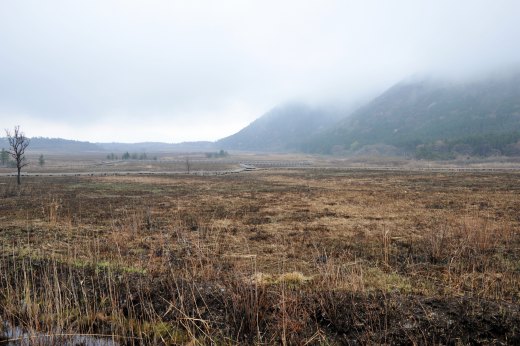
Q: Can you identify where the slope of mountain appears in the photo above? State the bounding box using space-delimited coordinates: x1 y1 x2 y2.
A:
305 73 520 157
217 103 344 152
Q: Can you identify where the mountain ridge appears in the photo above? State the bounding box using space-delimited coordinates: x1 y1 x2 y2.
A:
304 72 520 157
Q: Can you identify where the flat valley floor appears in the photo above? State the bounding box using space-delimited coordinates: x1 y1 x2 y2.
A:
1 168 519 344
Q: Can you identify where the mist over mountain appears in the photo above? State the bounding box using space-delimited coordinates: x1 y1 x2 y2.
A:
303 72 520 158
3 71 520 159
217 103 344 152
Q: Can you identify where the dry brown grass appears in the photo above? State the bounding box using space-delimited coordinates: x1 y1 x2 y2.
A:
0 169 519 344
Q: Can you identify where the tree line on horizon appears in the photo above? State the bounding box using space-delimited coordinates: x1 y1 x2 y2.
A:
106 152 158 161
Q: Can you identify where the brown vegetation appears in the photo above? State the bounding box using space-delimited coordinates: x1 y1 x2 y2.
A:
1 168 519 344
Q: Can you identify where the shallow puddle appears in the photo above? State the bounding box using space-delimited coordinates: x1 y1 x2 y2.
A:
1 321 118 346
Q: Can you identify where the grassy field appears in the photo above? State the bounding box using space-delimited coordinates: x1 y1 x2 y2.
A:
0 152 242 174
1 165 519 344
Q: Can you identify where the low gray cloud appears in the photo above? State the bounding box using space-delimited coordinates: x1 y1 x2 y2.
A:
1 0 519 142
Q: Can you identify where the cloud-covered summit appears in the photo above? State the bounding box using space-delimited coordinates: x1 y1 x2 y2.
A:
1 0 519 142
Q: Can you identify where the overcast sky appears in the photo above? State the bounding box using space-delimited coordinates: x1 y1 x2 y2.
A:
1 0 519 143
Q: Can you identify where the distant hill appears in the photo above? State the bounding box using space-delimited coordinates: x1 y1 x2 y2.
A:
305 73 520 158
0 137 103 153
0 137 216 154
98 141 216 153
217 103 344 152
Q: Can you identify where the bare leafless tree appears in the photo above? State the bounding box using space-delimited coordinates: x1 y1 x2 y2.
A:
5 126 30 185
185 156 191 173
